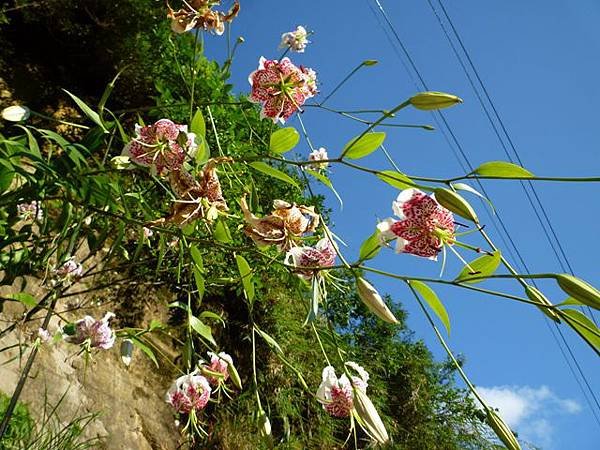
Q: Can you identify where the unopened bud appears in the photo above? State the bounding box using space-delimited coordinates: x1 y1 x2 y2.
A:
409 91 463 111
556 274 600 310
258 409 271 436
486 409 521 450
525 286 560 323
120 339 134 366
356 278 398 324
2 105 30 122
362 59 378 66
227 360 243 390
353 389 390 444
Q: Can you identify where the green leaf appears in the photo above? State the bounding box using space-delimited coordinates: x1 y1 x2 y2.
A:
98 69 124 116
561 309 600 352
190 245 204 270
130 337 159 368
473 161 534 178
343 132 386 159
306 168 343 208
15 125 41 158
434 188 479 223
63 89 107 132
269 127 300 154
377 170 415 190
189 315 216 345
235 254 255 302
199 310 225 327
358 230 382 262
190 108 206 139
189 245 205 298
455 250 502 284
9 292 37 308
249 161 299 189
0 164 14 192
255 326 284 354
452 182 495 213
410 280 450 335
213 218 233 243
149 319 164 331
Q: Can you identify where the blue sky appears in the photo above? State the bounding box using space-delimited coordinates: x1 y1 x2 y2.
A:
203 1 600 448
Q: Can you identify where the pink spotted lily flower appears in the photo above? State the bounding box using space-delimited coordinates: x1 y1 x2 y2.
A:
53 257 83 284
248 57 317 123
122 119 197 175
316 362 369 418
201 351 233 386
165 371 212 414
286 238 336 279
63 312 116 350
17 200 43 221
280 26 310 53
377 188 455 260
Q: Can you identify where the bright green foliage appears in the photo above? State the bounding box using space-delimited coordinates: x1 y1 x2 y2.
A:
0 2 502 448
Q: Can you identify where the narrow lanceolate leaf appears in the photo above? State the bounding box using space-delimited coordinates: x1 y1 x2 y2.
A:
235 254 255 302
473 161 534 178
213 218 233 243
358 231 382 262
305 169 343 208
130 337 159 368
376 170 415 190
269 127 300 154
342 131 386 159
249 161 299 189
410 280 451 335
555 274 600 310
434 188 478 223
561 309 600 352
455 250 501 284
189 315 216 345
452 183 495 213
254 326 284 354
190 108 206 140
63 89 107 131
9 292 37 308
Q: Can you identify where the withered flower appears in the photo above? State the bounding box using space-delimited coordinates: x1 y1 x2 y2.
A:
240 196 319 251
167 0 240 35
150 158 230 227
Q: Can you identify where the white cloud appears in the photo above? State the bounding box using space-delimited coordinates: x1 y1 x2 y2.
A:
476 385 581 449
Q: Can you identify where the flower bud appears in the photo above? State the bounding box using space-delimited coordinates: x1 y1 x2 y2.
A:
356 278 398 324
525 286 560 323
409 91 463 111
2 105 30 122
62 323 76 336
353 388 390 444
486 409 521 450
556 274 600 310
227 360 243 390
120 339 134 366
258 409 271 436
362 59 378 66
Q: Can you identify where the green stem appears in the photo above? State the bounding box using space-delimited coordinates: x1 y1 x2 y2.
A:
406 281 488 408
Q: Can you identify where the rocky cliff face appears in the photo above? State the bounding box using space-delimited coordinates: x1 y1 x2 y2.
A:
0 280 182 449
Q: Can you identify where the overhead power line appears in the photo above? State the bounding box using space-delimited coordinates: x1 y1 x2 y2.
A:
367 0 600 427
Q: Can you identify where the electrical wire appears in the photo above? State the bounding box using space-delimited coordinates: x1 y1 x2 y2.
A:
368 0 600 427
